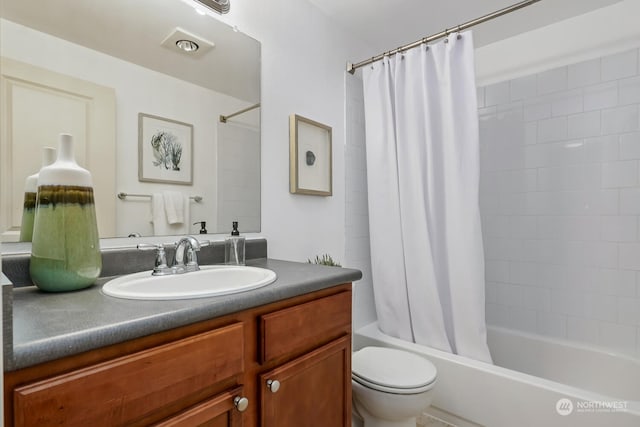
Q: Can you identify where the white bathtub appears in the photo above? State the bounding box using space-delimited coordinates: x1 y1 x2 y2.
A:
354 322 640 427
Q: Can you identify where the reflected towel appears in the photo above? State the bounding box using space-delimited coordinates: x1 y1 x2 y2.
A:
150 193 190 235
163 191 184 224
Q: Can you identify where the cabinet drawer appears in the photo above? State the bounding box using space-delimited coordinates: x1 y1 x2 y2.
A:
260 290 351 363
14 323 244 427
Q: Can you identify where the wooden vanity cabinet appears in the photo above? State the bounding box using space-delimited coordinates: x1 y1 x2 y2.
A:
4 284 352 427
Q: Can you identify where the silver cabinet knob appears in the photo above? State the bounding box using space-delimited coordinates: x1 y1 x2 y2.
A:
266 379 280 393
233 396 249 412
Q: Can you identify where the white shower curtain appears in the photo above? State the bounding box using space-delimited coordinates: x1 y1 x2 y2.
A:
362 31 492 363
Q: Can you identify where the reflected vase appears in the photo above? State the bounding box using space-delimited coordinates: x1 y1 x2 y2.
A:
19 147 56 242
30 134 102 292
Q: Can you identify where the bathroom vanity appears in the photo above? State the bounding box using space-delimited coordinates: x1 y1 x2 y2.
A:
2 243 361 427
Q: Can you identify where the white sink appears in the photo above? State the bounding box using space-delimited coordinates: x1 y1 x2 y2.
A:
102 265 277 300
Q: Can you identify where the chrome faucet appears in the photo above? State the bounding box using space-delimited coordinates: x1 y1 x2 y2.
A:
173 236 202 273
138 236 209 276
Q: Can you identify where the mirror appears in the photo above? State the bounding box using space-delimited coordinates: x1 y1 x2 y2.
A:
0 0 261 245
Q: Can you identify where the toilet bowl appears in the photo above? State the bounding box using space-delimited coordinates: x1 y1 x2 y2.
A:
352 346 437 427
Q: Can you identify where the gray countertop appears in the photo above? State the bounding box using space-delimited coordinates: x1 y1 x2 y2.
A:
8 258 362 371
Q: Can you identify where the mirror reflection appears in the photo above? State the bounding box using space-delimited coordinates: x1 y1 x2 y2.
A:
0 0 261 244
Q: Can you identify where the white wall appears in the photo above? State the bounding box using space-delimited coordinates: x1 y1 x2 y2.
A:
1 19 253 237
212 0 370 262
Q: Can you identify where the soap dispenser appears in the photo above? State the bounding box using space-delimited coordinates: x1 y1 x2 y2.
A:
193 221 207 234
225 221 245 265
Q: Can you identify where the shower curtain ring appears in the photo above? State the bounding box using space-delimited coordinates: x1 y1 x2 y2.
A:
444 28 449 43
456 25 462 39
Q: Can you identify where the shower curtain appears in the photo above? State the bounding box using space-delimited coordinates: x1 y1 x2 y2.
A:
362 31 492 363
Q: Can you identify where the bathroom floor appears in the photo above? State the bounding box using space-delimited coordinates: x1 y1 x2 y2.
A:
418 412 457 427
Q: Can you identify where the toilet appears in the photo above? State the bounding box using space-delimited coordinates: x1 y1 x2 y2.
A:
352 346 437 427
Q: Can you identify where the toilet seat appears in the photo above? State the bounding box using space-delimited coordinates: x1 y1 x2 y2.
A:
352 347 437 395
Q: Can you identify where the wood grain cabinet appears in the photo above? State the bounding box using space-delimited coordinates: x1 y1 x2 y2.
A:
4 284 352 427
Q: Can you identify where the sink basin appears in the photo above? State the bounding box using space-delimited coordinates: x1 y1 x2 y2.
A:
102 265 277 300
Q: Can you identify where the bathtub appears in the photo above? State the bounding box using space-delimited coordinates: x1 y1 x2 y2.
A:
354 322 640 427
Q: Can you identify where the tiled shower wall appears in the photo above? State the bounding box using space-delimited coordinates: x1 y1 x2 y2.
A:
479 47 640 357
345 73 376 330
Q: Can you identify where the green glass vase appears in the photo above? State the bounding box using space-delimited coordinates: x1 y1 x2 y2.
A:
30 134 101 292
19 147 56 242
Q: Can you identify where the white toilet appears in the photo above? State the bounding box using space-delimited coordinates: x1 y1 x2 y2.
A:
352 346 437 427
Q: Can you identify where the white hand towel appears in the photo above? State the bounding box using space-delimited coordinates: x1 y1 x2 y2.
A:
150 193 170 235
163 191 184 224
149 192 190 235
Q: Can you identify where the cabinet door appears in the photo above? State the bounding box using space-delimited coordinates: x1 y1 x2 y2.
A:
260 335 351 427
154 387 245 427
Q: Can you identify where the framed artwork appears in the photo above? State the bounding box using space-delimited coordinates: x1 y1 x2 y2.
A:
289 114 332 196
138 113 193 185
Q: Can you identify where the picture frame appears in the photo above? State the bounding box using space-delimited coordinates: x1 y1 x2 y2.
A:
289 114 332 196
138 113 193 185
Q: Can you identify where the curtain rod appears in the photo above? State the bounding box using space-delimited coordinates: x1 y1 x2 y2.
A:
219 103 261 123
347 0 542 74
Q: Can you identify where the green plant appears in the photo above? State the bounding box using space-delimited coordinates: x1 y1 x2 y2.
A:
307 254 341 267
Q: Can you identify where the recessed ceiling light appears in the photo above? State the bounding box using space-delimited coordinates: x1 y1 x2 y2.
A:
176 39 199 52
161 27 215 58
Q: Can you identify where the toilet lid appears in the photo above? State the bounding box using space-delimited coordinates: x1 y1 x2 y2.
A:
352 347 437 393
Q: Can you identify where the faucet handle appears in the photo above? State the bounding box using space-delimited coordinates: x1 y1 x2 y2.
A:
137 243 170 275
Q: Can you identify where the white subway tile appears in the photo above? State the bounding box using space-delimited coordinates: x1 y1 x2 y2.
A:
485 303 509 327
619 132 640 160
524 286 552 311
598 321 637 355
525 122 537 145
551 89 583 117
568 111 601 139
538 215 600 241
477 87 486 108
486 260 510 283
619 76 640 105
617 297 640 325
485 81 510 106
601 215 637 242
484 237 523 261
537 312 568 338
595 189 619 215
538 67 568 95
595 269 636 296
510 75 537 101
584 135 619 162
620 189 640 214
566 266 598 291
499 192 526 215
537 263 568 288
485 282 499 304
584 293 618 322
538 116 568 143
497 283 525 307
568 58 601 89
524 99 551 122
602 105 639 135
602 160 638 188
509 261 538 286
567 316 599 345
507 307 538 333
524 144 552 168
601 49 638 82
619 243 640 270
508 215 537 239
583 81 618 111
482 215 509 238
552 290 585 316
502 169 537 193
